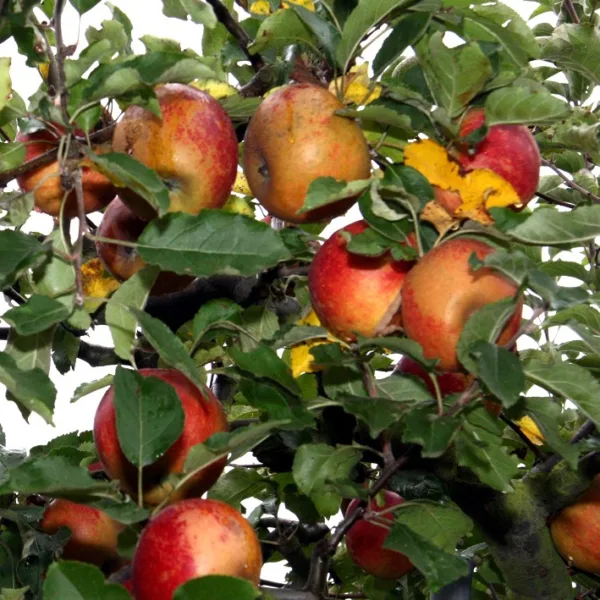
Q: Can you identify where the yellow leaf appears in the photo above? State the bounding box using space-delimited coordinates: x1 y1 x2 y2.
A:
290 310 336 378
263 85 285 98
329 63 382 106
38 62 50 83
282 0 316 11
189 79 238 100
250 0 272 14
421 200 461 236
81 258 120 312
515 416 545 446
233 171 252 196
222 195 255 218
404 138 521 225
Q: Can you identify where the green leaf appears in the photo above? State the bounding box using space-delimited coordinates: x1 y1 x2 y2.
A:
31 231 89 331
106 266 159 362
417 33 492 117
207 469 272 510
130 308 205 390
524 359 600 431
0 142 25 173
456 298 519 374
545 305 600 331
88 152 170 216
52 327 80 375
173 576 261 600
192 299 242 342
373 12 430 77
271 325 329 350
485 85 569 126
184 420 291 473
229 344 300 395
567 322 600 355
113 367 185 468
384 523 469 591
402 406 461 457
395 500 473 552
0 455 112 497
339 395 408 437
0 230 49 290
462 3 540 67
520 397 578 468
0 351 56 425
249 9 315 55
289 5 341 66
72 375 113 403
455 406 519 492
507 206 600 245
0 191 34 227
299 177 371 214
69 0 102 14
540 23 600 87
338 106 412 132
138 211 291 277
358 337 437 368
470 342 525 408
164 0 218 27
336 0 418 71
44 561 131 600
293 443 362 517
239 379 314 429
0 58 11 112
3 295 70 336
376 373 433 402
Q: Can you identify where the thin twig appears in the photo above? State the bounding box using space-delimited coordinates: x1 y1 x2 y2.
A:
72 170 87 307
563 0 580 23
542 159 600 204
536 191 575 209
52 0 70 121
204 0 264 72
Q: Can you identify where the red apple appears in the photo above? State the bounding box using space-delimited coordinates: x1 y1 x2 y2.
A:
41 499 124 567
132 498 262 599
112 83 238 219
345 491 413 579
435 108 540 214
243 84 372 223
16 128 116 217
96 197 194 295
401 238 522 372
93 369 228 506
550 475 600 573
309 220 415 341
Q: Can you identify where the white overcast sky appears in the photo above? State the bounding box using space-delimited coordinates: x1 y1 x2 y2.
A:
0 0 562 451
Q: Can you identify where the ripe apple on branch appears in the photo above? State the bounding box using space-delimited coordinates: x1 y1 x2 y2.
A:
0 0 600 600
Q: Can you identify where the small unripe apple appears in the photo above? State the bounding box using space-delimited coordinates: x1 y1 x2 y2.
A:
243 84 372 223
345 491 413 579
132 498 262 599
550 476 600 573
96 197 194 295
41 499 124 567
16 128 116 217
401 238 522 372
93 369 228 506
112 83 238 219
435 108 540 214
309 220 414 341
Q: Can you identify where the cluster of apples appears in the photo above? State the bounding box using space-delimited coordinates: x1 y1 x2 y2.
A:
41 369 262 598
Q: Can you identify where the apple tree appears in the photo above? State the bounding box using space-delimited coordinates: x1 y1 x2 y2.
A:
0 0 600 598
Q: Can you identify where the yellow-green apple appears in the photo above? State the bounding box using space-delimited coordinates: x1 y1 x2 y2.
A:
550 475 600 573
96 197 194 295
401 238 522 372
132 498 262 599
345 491 414 579
41 499 124 567
309 220 414 341
112 83 238 219
243 83 372 223
16 128 116 217
93 369 228 506
435 108 541 215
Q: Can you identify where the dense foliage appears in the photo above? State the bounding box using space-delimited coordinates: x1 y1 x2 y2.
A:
0 0 600 598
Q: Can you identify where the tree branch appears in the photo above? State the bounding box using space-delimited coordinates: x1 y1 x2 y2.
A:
205 0 264 72
0 124 115 188
542 159 600 204
563 0 580 23
52 0 70 120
